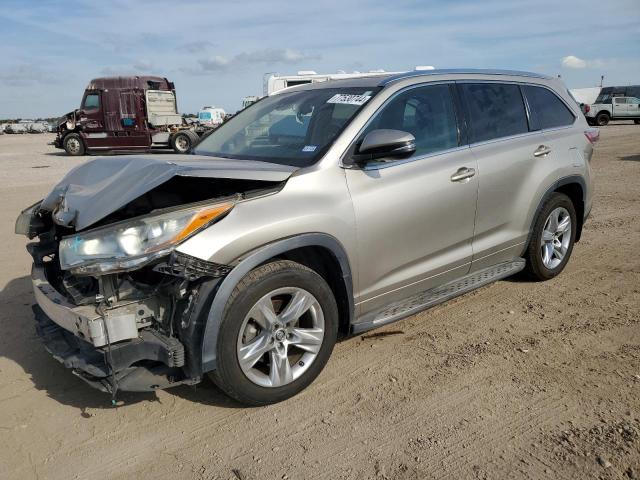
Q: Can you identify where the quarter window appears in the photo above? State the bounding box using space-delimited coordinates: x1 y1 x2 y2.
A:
461 83 529 143
524 86 576 130
360 84 459 157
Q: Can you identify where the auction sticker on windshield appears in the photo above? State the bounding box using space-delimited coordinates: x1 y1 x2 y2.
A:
326 93 372 106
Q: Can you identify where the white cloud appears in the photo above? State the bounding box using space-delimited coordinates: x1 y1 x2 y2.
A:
561 55 587 69
561 55 609 70
196 48 321 72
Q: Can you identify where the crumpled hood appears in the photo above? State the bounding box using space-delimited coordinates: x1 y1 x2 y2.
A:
56 110 78 127
41 154 297 230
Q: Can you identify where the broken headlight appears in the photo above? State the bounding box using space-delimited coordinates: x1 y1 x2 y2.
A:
15 200 44 238
59 201 234 275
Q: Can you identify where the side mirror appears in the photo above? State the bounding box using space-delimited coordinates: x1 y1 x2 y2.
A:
352 129 416 165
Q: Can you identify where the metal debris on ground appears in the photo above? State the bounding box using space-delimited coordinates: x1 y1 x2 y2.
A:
361 330 404 340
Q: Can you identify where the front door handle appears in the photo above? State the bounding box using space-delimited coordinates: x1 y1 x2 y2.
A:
533 145 552 157
450 167 476 182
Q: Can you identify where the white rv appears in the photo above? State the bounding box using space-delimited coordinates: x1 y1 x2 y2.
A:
263 67 435 95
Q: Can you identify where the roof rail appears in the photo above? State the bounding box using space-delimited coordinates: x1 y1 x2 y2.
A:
379 68 551 86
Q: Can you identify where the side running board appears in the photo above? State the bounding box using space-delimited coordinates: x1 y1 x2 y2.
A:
352 259 526 334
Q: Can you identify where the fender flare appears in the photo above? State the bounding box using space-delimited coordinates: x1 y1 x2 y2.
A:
200 233 354 372
525 175 587 249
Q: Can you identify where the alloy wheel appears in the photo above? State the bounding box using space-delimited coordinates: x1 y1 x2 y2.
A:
236 287 325 388
540 206 571 269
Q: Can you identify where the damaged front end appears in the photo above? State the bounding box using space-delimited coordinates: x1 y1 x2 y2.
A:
16 155 294 394
53 110 78 149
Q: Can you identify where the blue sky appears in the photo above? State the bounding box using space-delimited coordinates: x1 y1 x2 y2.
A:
1 0 639 118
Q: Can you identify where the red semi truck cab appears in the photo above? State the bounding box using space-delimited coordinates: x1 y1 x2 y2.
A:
54 76 201 155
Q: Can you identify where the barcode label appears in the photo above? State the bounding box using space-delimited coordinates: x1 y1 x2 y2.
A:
326 94 372 106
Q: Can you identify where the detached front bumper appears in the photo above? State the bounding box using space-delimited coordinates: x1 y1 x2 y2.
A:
32 265 139 347
30 264 192 392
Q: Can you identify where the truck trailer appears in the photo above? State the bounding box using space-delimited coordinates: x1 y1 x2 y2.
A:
54 76 205 156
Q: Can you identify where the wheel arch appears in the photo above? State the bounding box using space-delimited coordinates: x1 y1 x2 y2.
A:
200 233 354 372
554 181 585 242
62 128 85 141
527 175 586 249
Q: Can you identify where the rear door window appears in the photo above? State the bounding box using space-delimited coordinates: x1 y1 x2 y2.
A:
461 83 529 143
524 85 576 130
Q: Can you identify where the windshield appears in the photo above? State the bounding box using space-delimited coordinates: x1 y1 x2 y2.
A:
194 87 380 167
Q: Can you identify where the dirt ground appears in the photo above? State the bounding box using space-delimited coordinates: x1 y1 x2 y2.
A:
1 126 639 480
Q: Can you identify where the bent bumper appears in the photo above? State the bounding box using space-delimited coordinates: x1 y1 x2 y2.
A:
34 306 190 392
30 264 194 392
32 264 139 347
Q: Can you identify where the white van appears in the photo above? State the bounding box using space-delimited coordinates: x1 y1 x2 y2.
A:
198 106 226 127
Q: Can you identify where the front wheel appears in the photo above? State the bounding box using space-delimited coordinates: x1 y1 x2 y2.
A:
524 193 577 281
210 260 338 406
63 133 85 156
634 119 640 125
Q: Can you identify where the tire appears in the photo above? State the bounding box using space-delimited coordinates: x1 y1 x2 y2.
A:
596 112 610 126
170 131 196 153
524 193 577 281
209 260 339 406
634 119 640 125
63 133 85 156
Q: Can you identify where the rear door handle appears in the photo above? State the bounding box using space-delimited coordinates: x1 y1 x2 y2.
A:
533 145 552 157
450 167 476 182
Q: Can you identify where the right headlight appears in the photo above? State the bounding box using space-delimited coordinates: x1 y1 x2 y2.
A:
59 201 234 275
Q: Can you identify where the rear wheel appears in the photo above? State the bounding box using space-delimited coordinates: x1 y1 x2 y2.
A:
63 133 85 156
596 112 610 126
634 119 640 125
210 260 338 406
170 131 198 153
524 193 577 281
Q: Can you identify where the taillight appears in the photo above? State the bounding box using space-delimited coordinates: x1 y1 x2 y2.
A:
584 104 590 113
584 128 599 144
